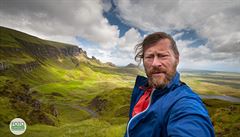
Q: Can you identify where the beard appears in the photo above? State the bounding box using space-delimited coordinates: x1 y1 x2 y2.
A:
145 66 176 89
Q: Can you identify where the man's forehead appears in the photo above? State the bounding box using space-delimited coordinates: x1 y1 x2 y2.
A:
154 39 171 45
144 39 172 52
144 49 170 55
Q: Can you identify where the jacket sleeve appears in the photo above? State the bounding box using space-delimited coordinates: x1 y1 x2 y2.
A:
167 97 215 137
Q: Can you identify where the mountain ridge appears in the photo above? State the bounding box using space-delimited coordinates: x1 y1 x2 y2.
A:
0 26 116 72
0 26 144 86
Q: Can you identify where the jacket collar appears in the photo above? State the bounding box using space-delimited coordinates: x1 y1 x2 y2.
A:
164 71 180 90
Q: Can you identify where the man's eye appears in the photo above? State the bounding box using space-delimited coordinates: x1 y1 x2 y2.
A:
145 56 152 59
160 55 168 58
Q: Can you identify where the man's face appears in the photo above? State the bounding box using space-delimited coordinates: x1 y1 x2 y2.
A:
143 39 179 88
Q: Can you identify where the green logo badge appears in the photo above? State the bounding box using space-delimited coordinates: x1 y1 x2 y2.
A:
9 118 27 135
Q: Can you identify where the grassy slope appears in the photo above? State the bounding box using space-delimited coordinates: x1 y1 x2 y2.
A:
0 59 136 137
0 26 136 136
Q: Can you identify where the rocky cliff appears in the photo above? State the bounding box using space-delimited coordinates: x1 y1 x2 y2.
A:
16 38 86 58
0 26 90 72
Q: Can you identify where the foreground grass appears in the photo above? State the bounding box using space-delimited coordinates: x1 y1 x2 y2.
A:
1 98 239 137
0 118 126 137
203 99 240 137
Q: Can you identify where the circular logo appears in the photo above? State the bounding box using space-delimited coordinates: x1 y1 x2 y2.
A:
9 118 27 135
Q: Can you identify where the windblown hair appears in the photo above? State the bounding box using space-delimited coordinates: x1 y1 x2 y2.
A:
134 32 179 64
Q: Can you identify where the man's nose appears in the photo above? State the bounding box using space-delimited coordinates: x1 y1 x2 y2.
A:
152 56 162 67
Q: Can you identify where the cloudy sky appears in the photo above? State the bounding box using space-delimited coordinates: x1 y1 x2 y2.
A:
0 0 239 72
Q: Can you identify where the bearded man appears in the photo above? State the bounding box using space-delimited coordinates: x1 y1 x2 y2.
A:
124 32 215 137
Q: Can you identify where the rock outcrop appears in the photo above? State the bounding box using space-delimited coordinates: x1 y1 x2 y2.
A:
91 56 101 64
105 62 116 67
0 26 101 74
0 35 88 72
0 62 9 71
16 38 84 58
16 61 40 72
0 80 59 126
125 63 138 68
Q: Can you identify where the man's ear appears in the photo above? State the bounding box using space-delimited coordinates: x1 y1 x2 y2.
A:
175 55 179 66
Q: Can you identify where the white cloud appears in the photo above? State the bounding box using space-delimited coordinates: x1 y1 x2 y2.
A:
0 0 119 49
176 37 240 72
114 0 240 71
118 28 141 52
173 32 185 40
1 0 239 71
83 28 142 66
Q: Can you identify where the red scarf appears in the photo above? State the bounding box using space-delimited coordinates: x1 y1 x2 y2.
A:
132 88 153 117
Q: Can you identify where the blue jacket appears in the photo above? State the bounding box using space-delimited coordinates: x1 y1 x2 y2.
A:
125 72 215 137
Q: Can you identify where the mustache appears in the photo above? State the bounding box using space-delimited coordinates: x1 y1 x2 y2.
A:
149 67 166 74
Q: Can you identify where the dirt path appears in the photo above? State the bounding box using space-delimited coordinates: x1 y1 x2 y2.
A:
60 103 98 117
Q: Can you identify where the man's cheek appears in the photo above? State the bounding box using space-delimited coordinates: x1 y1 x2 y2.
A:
145 68 151 76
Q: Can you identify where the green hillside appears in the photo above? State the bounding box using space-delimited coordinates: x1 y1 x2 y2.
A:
0 26 240 137
0 26 144 137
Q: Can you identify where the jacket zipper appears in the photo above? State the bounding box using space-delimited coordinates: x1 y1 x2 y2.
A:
127 88 156 137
